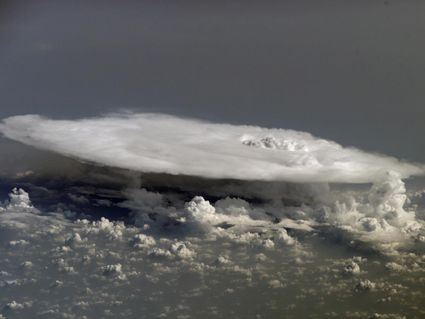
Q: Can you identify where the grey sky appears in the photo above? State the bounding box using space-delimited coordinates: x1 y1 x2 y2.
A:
1 0 425 163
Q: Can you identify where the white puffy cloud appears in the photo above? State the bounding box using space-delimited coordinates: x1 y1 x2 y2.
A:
101 264 125 278
214 197 251 217
0 113 423 183
184 196 217 228
78 217 127 240
1 188 35 212
343 260 361 275
4 300 26 310
131 233 156 249
355 279 376 291
170 241 196 260
0 188 424 319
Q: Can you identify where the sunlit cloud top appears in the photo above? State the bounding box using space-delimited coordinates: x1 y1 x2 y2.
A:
0 113 423 183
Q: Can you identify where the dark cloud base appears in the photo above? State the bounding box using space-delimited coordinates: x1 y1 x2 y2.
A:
0 155 424 318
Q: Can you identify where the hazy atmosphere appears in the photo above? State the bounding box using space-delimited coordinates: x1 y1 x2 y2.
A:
0 1 424 318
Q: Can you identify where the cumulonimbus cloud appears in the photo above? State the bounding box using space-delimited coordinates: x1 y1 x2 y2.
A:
0 113 423 183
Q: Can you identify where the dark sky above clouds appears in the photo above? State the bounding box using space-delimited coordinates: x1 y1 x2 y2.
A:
1 0 425 163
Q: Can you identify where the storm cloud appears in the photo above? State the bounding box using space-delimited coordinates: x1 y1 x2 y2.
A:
1 113 423 184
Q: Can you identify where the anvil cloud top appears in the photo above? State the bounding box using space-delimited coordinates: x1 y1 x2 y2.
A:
0 113 423 183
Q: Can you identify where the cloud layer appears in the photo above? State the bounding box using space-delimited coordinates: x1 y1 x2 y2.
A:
1 187 424 319
0 113 423 183
1 113 424 318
